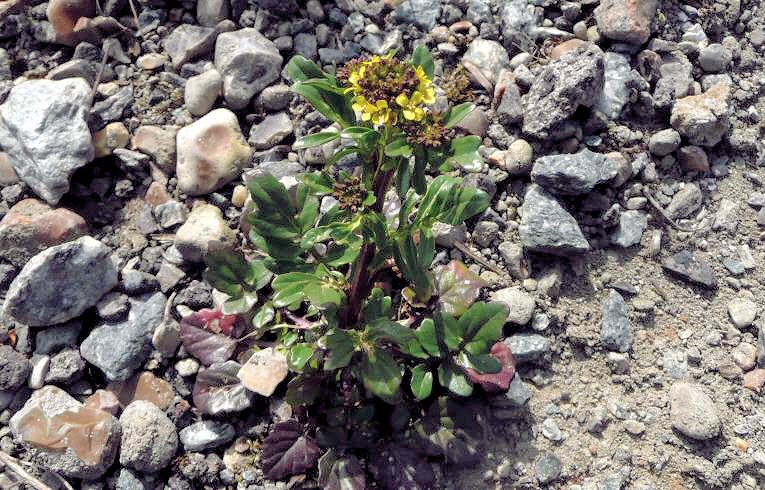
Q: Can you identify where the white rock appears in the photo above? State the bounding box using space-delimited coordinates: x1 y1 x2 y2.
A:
176 108 252 196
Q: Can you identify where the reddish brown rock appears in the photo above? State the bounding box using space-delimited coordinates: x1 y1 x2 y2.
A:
678 146 710 173
594 0 658 45
145 181 172 206
743 369 765 393
108 371 176 410
84 389 121 416
0 198 88 267
550 39 589 60
47 0 98 45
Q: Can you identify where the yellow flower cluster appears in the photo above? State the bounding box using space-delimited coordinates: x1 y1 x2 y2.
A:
345 55 435 126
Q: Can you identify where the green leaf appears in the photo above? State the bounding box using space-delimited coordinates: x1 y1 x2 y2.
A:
204 250 271 297
361 348 403 404
302 78 349 95
411 44 435 80
285 373 323 407
272 272 318 307
294 131 341 150
301 172 335 195
286 55 326 82
456 351 501 374
287 343 315 371
413 175 490 227
304 281 345 307
292 81 355 128
362 288 392 322
323 328 356 370
385 138 412 157
412 147 427 195
446 135 482 171
342 126 376 140
459 302 509 353
437 363 473 397
221 293 258 315
366 319 428 359
392 231 435 302
395 157 411 197
252 304 275 329
410 364 433 401
444 102 475 129
434 260 488 317
247 174 301 239
415 319 441 358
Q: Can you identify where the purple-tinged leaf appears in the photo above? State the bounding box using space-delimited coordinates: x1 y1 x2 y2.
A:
318 450 366 490
192 361 254 415
463 342 516 393
369 445 435 490
180 309 244 365
434 260 488 317
261 420 321 481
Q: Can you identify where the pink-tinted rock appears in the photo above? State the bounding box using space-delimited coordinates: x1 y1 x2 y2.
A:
0 151 18 185
595 0 658 45
131 126 178 175
0 198 88 267
9 386 121 479
550 39 589 60
108 371 176 410
238 347 289 396
84 389 121 416
671 83 731 147
176 108 252 196
744 369 765 393
145 181 172 206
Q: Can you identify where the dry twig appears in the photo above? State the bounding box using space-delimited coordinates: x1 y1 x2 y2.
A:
642 187 708 233
453 240 504 275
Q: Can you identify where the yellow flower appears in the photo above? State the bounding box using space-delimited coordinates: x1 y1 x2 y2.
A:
341 55 436 126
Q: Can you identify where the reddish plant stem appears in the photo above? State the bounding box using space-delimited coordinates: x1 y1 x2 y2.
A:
339 166 395 328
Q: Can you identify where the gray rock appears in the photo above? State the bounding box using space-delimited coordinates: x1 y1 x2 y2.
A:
154 201 188 229
699 43 732 73
519 185 589 256
662 250 717 289
505 375 532 407
9 386 121 479
462 39 509 85
80 292 166 381
116 468 153 490
504 333 550 364
197 0 229 27
541 418 563 441
600 290 632 352
294 33 317 60
394 0 440 30
122 270 159 295
536 453 562 484
164 24 217 69
44 348 86 385
522 45 604 139
214 28 282 110
653 52 693 110
119 401 178 472
432 222 466 248
496 81 523 126
665 183 702 220
0 79 93 205
500 0 542 51
248 112 293 150
255 0 298 17
3 237 119 327
711 198 738 234
491 287 535 325
472 220 499 248
531 149 618 195
35 320 82 355
610 210 647 248
497 242 529 279
594 52 634 119
196 361 255 415
662 349 688 379
648 128 681 156
669 383 720 440
90 86 133 128
179 421 236 451
185 69 222 116
0 344 30 390
728 298 757 329
96 292 130 320
257 84 293 111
